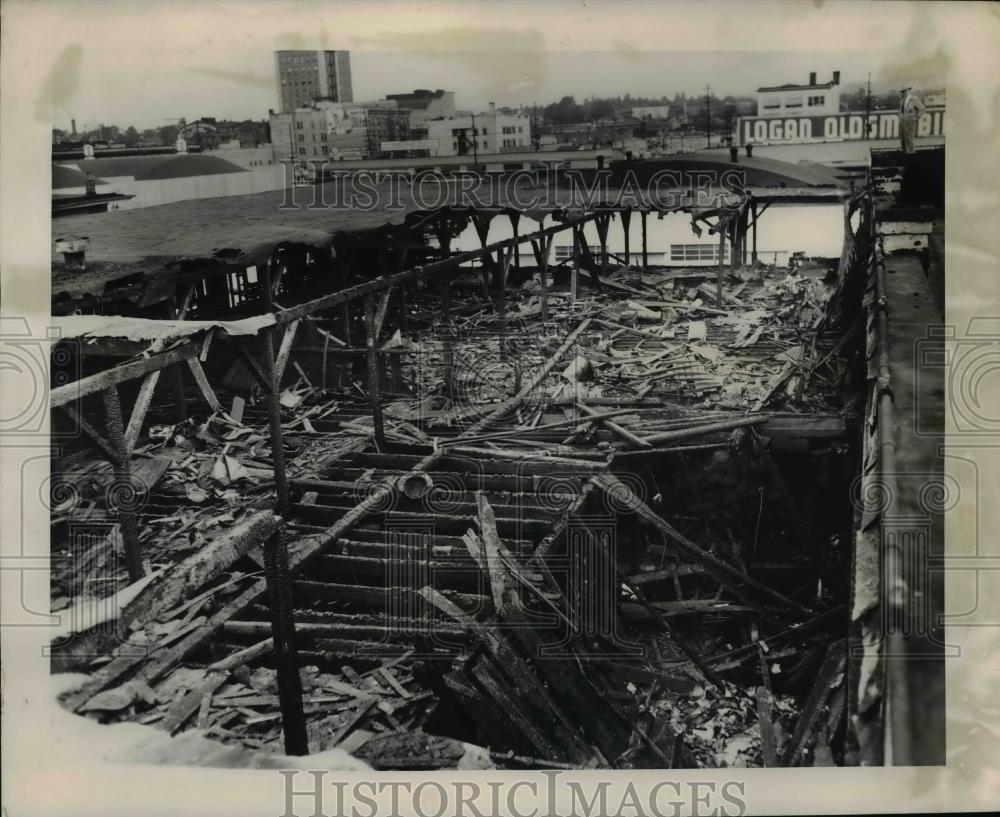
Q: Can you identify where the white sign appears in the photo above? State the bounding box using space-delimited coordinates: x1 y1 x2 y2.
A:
380 139 439 154
736 107 945 145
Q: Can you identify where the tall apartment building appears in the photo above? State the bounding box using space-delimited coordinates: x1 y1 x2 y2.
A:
274 50 353 112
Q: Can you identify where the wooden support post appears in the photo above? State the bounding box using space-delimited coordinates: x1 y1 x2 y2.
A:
730 215 739 273
621 209 632 268
439 231 455 401
532 232 551 322
373 288 391 341
185 357 223 413
263 520 308 755
101 385 145 582
717 223 726 307
571 226 580 301
497 247 513 350
124 371 160 452
261 263 291 517
339 301 352 346
396 249 409 335
167 296 187 423
273 319 301 386
364 292 386 449
440 274 454 399
169 363 187 424
641 210 648 272
473 213 493 297
596 214 610 282
751 201 758 265
510 212 520 272
57 403 116 463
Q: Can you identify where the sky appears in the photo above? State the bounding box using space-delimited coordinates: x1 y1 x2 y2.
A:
54 48 890 133
21 1 947 133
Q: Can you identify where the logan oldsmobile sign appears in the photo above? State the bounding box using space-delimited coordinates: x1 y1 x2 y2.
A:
736 107 945 145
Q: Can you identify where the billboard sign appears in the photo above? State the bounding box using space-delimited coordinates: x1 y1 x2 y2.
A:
736 107 945 145
380 139 439 154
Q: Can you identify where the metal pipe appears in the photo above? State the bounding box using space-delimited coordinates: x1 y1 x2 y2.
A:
874 250 910 766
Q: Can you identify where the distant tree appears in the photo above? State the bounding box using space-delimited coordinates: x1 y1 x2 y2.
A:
545 96 584 125
123 126 140 147
159 124 178 145
586 98 616 120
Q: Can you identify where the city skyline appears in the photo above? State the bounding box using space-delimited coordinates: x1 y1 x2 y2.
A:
43 34 912 134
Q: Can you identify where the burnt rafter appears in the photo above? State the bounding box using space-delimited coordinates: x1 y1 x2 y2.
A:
49 172 889 770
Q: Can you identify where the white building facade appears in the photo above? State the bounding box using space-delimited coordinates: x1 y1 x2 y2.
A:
425 106 532 157
270 100 405 162
757 71 842 119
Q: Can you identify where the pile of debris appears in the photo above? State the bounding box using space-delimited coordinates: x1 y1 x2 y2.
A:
53 256 854 769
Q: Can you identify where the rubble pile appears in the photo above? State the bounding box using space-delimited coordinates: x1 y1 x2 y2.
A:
52 250 854 769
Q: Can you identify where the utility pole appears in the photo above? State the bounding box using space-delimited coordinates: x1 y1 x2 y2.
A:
865 72 873 139
705 85 712 149
471 112 479 172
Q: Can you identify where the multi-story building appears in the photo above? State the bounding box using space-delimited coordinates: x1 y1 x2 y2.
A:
178 118 270 149
756 71 842 119
274 50 353 112
384 89 456 133
365 108 411 158
269 100 408 162
424 104 531 157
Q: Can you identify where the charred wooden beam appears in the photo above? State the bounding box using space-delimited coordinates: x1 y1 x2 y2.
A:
51 342 200 408
101 384 144 581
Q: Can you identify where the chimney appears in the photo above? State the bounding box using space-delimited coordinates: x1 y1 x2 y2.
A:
489 101 496 115
809 71 817 86
833 71 841 85
71 118 77 136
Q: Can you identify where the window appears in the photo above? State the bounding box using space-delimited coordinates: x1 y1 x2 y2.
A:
298 147 305 155
669 243 728 262
808 95 825 106
296 121 304 129
518 126 523 133
297 134 304 142
554 244 601 260
784 96 803 109
762 99 781 110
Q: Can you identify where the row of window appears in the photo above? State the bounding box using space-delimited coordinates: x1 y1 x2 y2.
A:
553 244 727 262
553 244 601 259
669 243 729 261
501 125 524 134
762 94 827 110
